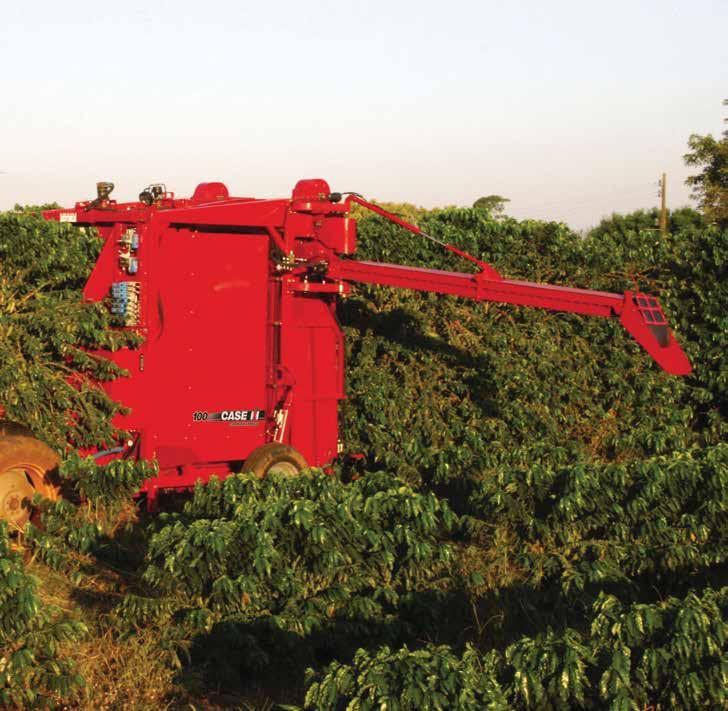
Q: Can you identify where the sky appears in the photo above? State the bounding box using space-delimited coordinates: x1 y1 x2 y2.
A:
0 0 726 228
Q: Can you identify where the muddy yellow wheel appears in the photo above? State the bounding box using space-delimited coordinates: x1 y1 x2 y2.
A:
243 443 308 478
0 424 60 530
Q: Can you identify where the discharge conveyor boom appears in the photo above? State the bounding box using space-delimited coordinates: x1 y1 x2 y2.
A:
328 194 691 376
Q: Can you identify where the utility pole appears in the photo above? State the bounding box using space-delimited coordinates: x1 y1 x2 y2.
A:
658 173 667 237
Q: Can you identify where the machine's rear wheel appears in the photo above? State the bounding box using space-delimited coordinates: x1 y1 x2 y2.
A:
243 443 308 478
0 425 60 530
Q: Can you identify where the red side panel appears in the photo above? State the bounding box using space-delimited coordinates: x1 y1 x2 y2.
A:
284 295 343 466
94 224 270 470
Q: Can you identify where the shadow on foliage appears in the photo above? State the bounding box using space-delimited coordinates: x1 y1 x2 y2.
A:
180 588 478 700
340 299 500 418
183 616 402 699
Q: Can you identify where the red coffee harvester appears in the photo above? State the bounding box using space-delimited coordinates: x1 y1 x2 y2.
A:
0 178 692 522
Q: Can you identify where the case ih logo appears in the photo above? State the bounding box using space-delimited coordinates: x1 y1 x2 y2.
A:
193 410 264 426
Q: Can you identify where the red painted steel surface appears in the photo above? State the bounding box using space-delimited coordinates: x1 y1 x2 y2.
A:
43 178 692 500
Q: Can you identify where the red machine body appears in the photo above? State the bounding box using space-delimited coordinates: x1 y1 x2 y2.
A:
44 179 691 503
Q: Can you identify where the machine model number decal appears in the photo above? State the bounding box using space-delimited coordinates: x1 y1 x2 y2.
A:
192 409 265 426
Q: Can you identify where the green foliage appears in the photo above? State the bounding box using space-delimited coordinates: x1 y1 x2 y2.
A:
473 194 510 216
120 471 454 629
586 207 705 242
342 207 725 489
10 203 62 216
350 200 431 225
503 585 728 709
468 444 727 597
58 454 157 510
0 209 140 450
684 99 728 227
25 456 157 573
302 586 728 710
331 207 727 710
585 588 728 709
581 215 727 433
302 644 508 711
116 471 455 685
0 522 86 707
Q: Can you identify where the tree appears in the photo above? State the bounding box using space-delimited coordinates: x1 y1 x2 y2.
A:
684 99 728 227
472 194 510 215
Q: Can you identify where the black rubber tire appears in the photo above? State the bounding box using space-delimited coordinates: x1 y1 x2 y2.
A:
243 443 308 478
0 423 60 530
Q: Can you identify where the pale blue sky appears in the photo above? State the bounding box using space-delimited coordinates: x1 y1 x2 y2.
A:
1 0 725 227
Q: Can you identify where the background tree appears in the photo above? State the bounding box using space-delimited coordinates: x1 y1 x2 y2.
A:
684 99 728 227
472 194 510 215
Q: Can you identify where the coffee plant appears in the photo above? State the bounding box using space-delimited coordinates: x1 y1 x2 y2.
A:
0 522 86 707
301 643 508 711
467 443 727 598
0 209 139 450
24 455 157 573
342 207 725 489
301 586 727 710
116 471 456 681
